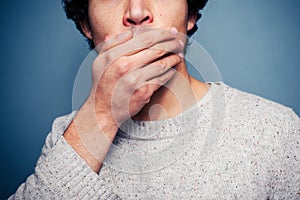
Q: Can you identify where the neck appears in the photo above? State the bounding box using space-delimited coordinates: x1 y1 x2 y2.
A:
132 61 210 121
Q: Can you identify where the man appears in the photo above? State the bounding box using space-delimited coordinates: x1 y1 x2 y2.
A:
10 0 299 199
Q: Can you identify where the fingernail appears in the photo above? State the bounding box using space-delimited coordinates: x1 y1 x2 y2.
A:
178 53 184 58
105 34 111 40
170 27 178 35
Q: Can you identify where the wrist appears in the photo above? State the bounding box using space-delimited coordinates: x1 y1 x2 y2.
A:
81 96 119 138
64 96 119 171
64 121 102 172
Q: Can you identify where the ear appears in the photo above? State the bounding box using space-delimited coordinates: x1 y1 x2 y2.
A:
79 18 93 40
187 14 197 32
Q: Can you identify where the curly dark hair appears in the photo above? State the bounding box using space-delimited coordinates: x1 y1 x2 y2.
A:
61 0 208 49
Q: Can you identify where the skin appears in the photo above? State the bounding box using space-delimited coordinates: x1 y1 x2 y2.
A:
64 0 210 173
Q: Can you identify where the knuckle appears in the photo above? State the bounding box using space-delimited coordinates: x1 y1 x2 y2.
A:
141 86 149 94
103 52 113 64
156 76 166 84
124 74 139 87
115 58 131 76
157 58 167 68
120 60 131 70
136 85 149 97
155 48 165 57
158 63 168 72
157 73 172 84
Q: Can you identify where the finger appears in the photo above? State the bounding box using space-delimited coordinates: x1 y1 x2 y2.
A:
126 27 185 57
117 53 180 91
107 39 183 77
91 31 133 76
127 39 184 69
132 68 177 102
138 54 181 82
96 30 133 54
147 67 177 87
104 27 179 63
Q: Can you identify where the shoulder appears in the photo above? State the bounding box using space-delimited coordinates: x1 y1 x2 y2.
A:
214 83 300 198
41 111 77 152
219 82 299 155
220 82 298 127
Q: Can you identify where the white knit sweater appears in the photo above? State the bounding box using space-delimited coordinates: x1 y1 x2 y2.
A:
9 82 300 199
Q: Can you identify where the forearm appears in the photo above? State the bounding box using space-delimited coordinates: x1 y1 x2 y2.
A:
64 97 119 173
10 112 120 199
64 121 103 172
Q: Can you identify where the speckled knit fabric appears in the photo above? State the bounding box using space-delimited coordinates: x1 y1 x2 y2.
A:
9 82 300 199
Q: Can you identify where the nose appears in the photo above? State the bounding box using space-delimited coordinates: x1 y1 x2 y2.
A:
123 0 153 26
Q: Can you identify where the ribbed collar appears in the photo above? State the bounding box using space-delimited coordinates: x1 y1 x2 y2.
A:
116 82 223 140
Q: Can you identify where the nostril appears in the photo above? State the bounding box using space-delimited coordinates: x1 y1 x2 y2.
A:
141 16 150 23
123 11 153 27
126 16 150 25
127 18 137 25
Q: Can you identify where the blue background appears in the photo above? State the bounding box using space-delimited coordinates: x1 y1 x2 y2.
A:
0 0 299 198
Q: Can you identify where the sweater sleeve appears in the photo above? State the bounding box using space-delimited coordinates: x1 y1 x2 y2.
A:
8 112 120 200
272 109 300 199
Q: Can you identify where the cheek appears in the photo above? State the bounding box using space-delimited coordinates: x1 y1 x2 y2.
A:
88 7 110 41
89 18 110 44
89 13 123 43
157 3 189 31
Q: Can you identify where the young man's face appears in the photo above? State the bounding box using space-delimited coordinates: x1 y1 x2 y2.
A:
82 0 196 46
